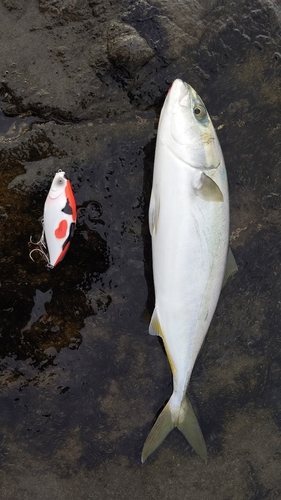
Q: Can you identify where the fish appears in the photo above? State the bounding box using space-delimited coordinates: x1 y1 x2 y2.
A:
30 170 76 267
141 79 237 463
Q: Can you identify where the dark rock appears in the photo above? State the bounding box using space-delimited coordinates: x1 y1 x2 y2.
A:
107 21 155 76
38 0 92 21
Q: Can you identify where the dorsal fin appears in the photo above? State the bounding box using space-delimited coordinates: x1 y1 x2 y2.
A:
148 195 160 236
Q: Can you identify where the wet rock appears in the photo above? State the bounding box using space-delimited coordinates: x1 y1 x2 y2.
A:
1 0 281 498
0 206 8 222
39 0 92 21
107 21 155 76
0 122 61 165
8 157 61 192
2 0 23 11
0 2 130 121
88 42 110 76
126 0 214 62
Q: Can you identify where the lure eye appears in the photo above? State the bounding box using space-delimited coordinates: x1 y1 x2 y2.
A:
193 105 205 119
54 176 65 189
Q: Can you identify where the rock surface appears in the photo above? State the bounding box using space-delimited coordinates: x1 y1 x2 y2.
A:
0 0 281 498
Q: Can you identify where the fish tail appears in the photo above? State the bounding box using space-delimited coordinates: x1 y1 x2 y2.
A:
141 396 207 463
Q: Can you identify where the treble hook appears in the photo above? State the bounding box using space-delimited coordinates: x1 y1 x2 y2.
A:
29 218 53 267
29 247 53 268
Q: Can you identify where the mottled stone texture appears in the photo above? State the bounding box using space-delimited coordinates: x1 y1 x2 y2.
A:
0 0 281 499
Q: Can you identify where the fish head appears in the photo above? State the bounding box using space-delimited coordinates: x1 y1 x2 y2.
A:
158 79 222 170
48 171 67 199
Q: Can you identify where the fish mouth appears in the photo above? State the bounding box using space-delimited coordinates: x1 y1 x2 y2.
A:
168 80 203 110
160 80 191 126
170 79 192 107
186 84 198 100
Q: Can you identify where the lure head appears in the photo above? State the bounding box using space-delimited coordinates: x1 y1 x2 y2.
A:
158 79 222 170
48 170 67 199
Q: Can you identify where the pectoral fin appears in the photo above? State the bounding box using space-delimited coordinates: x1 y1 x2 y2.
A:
193 172 223 202
149 308 163 337
222 247 238 287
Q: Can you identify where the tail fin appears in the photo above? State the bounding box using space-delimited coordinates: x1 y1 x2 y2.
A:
141 396 207 463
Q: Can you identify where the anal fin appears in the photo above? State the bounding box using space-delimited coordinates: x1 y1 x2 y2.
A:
222 247 238 287
149 308 163 337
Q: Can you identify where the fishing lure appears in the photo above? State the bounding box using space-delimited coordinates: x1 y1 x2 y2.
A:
30 170 76 268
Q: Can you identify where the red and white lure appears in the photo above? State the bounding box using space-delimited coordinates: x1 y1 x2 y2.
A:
30 170 76 268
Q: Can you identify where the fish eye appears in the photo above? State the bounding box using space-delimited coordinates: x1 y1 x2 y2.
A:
193 105 205 119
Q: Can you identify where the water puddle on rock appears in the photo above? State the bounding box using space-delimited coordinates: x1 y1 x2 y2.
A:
0 105 156 474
